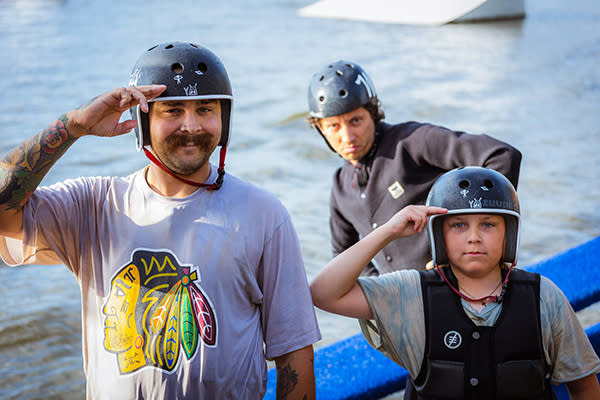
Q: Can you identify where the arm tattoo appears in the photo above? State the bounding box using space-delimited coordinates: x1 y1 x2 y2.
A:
276 362 299 399
0 114 77 209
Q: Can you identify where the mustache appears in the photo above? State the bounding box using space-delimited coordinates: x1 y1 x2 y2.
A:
166 133 214 148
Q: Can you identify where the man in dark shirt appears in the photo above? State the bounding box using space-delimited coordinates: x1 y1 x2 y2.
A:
307 60 522 275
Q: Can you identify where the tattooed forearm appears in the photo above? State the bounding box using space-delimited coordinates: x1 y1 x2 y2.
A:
276 362 299 399
0 114 77 209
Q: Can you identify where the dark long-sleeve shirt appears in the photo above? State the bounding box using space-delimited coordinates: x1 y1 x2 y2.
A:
329 121 522 275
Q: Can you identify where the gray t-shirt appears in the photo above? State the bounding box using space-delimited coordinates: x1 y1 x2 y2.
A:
358 269 600 384
0 166 321 399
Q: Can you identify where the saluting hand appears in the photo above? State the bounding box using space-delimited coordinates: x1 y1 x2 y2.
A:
64 85 166 139
383 205 448 239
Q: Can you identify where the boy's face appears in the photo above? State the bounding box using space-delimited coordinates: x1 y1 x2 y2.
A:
148 99 222 176
442 213 506 278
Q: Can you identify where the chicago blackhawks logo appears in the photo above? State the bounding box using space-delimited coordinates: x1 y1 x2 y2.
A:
103 249 217 374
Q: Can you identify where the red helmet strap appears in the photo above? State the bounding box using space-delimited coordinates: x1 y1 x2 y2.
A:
143 146 226 191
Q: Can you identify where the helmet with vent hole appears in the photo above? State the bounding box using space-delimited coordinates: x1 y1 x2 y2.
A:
128 42 233 151
308 60 378 119
426 166 520 266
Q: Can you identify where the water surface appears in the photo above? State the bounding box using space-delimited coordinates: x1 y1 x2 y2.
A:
0 0 598 398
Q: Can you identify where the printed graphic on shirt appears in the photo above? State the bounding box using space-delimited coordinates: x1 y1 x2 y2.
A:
103 249 217 374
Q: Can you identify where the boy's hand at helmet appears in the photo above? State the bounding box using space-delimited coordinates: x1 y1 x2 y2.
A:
383 205 447 239
65 85 166 139
311 204 446 320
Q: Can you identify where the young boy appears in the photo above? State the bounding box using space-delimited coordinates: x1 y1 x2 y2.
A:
310 167 600 399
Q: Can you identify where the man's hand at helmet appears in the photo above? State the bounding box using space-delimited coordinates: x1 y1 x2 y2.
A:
64 85 166 139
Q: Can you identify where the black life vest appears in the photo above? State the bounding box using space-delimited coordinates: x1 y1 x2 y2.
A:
404 266 556 400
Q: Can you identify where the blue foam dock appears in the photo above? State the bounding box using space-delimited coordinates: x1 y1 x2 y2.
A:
526 236 600 313
264 236 600 399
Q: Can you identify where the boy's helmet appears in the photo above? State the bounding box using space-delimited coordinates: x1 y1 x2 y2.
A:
129 42 233 151
426 167 520 266
308 60 378 119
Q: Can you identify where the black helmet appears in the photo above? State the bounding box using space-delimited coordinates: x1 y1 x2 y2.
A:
129 42 233 151
426 167 520 266
308 60 378 119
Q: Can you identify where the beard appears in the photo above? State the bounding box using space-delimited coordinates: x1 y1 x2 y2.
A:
155 132 218 176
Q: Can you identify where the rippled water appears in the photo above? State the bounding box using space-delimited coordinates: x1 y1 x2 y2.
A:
0 0 599 398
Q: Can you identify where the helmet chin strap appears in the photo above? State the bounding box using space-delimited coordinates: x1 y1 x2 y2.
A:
143 146 226 191
435 262 515 305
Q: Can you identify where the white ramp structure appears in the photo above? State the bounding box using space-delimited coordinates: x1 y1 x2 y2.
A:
298 0 525 25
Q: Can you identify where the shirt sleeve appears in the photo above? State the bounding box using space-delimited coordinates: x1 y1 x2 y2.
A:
406 124 522 188
540 276 600 383
259 211 321 359
0 177 98 274
358 270 425 378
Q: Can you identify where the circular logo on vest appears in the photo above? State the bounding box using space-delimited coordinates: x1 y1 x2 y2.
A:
444 330 462 349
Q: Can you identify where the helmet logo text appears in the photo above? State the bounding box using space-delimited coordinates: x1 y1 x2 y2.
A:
469 197 483 208
460 189 469 198
482 199 515 209
174 75 183 84
184 84 198 96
